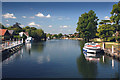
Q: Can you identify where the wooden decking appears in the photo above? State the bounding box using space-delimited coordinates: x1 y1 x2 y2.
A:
104 48 120 61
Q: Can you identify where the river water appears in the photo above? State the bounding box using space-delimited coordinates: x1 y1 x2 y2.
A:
2 39 120 78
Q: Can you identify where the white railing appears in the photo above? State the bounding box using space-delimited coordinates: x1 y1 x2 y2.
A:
0 39 23 51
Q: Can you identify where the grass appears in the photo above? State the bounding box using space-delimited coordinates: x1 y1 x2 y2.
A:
98 42 120 49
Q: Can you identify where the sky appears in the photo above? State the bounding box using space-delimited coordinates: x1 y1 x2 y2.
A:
2 2 117 34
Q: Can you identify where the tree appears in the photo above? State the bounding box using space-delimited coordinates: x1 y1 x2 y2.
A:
99 20 111 25
12 22 22 29
110 1 120 41
46 33 52 39
110 1 120 25
58 33 63 38
76 10 98 41
0 23 7 29
35 29 46 40
97 24 115 41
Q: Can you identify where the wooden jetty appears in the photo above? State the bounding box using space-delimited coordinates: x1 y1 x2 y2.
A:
102 43 120 61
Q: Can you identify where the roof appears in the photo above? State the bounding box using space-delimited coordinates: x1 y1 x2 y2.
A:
23 32 29 37
8 30 14 35
0 29 7 36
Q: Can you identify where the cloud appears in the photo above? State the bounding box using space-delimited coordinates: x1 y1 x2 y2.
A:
46 14 51 18
28 22 40 27
22 16 26 18
30 16 35 19
6 24 10 26
60 25 68 28
3 13 16 19
35 12 51 18
20 24 24 27
104 16 110 20
35 12 44 17
48 25 52 28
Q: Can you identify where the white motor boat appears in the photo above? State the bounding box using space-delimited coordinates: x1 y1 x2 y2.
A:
83 42 101 53
25 37 32 44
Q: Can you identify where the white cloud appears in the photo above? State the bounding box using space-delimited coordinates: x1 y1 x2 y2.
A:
30 16 35 19
58 17 63 20
46 14 51 18
22 16 26 18
6 24 10 26
20 25 24 27
60 25 68 28
3 13 16 19
28 22 40 27
104 16 110 20
35 12 45 17
35 12 51 18
6 20 9 22
48 25 52 28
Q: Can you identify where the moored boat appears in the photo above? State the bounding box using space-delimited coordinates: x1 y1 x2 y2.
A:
83 42 102 53
25 37 32 44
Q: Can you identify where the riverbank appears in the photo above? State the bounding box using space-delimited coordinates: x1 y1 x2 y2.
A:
98 42 120 61
62 38 83 40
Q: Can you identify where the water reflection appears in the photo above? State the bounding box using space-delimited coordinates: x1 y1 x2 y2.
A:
78 41 120 78
25 43 31 55
37 55 50 64
77 53 97 78
3 48 23 64
31 41 45 53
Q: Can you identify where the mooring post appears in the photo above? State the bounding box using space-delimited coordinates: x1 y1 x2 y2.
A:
112 59 114 69
103 55 104 63
103 42 105 50
112 45 114 53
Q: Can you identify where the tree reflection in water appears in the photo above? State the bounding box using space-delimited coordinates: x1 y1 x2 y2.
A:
77 53 97 78
77 40 98 78
30 41 45 53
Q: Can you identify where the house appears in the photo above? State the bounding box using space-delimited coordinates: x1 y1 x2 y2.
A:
0 29 11 40
19 32 29 38
8 30 15 39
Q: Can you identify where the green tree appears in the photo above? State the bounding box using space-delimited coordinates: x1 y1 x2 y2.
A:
0 24 7 29
97 24 115 41
99 20 111 25
110 1 120 41
58 33 63 38
46 33 52 39
110 1 120 25
76 10 98 41
35 29 46 40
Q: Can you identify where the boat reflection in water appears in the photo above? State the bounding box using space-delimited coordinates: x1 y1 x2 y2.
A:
25 43 31 55
83 51 102 62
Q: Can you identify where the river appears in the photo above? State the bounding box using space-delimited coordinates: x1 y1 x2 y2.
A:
2 39 120 78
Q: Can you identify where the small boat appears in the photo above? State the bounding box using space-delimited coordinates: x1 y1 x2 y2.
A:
47 37 50 40
25 37 32 44
83 42 101 53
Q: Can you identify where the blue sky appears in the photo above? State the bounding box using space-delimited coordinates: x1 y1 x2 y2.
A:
2 2 117 34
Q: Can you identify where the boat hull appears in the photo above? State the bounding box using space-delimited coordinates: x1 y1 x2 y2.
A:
83 47 101 53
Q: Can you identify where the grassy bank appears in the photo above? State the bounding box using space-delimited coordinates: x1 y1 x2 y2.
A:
98 42 120 49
